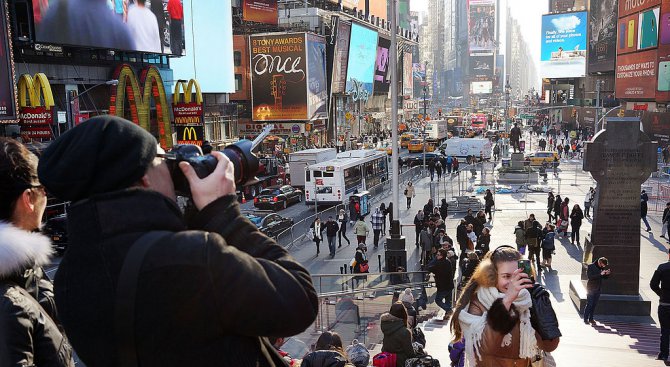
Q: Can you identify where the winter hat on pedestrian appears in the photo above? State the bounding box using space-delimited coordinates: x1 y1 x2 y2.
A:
400 288 415 304
345 339 370 367
38 116 157 202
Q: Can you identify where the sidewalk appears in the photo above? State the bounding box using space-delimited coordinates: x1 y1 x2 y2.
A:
401 163 666 366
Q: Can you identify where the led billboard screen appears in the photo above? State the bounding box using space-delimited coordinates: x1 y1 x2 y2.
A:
243 0 278 25
403 52 414 96
468 0 495 55
616 49 657 99
0 2 15 122
588 0 618 73
327 17 351 95
374 37 391 94
471 81 493 94
469 55 494 80
617 13 639 54
345 23 378 101
638 7 660 50
250 33 309 121
619 0 660 18
33 0 185 55
306 34 328 120
540 11 587 78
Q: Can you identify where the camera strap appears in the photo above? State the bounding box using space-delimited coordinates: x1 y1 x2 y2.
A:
115 231 170 367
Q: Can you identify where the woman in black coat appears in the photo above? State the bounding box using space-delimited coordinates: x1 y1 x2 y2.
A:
484 189 494 221
570 204 584 245
547 192 555 222
440 198 449 221
553 194 562 225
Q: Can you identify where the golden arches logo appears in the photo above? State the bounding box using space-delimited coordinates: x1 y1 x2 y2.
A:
109 64 173 148
173 79 203 105
18 73 54 108
182 126 197 141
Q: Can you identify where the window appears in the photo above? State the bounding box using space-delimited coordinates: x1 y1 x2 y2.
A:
323 172 334 177
234 51 242 67
306 170 311 182
235 74 242 92
313 171 323 178
344 166 362 191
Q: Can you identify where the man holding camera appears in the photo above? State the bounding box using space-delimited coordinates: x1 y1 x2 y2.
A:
38 116 318 366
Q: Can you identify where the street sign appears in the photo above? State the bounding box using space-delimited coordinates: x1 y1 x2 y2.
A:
520 114 535 119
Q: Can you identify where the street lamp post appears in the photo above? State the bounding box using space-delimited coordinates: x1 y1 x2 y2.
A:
66 79 119 130
422 82 428 173
504 80 511 156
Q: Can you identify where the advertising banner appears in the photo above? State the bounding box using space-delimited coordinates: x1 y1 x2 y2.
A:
469 55 494 80
0 2 15 122
619 0 661 18
250 33 308 121
471 81 493 94
173 102 204 146
357 0 387 19
19 106 54 139
413 62 426 80
617 13 638 54
306 34 328 120
638 7 660 50
540 11 588 78
403 52 414 96
616 49 657 99
468 0 495 55
345 24 378 102
243 0 278 25
374 37 391 94
33 0 185 55
656 1 670 101
238 122 305 137
588 0 618 73
328 17 351 95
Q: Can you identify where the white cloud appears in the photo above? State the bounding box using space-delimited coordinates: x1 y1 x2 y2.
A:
551 15 581 32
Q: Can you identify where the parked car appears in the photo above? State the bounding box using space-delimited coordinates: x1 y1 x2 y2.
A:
402 152 444 167
525 151 560 166
244 212 294 238
43 214 68 255
253 185 303 210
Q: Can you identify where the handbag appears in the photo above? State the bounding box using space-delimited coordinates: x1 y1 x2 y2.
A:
529 283 562 340
359 262 370 272
412 327 426 348
405 355 441 367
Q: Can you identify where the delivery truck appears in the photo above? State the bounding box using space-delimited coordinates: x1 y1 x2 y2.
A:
288 148 337 187
439 137 492 161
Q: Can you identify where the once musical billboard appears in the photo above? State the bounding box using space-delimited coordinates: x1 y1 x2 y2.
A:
345 23 378 101
250 33 309 121
588 0 618 73
374 37 391 94
243 0 278 25
468 0 496 55
615 49 657 99
540 11 588 78
33 0 185 55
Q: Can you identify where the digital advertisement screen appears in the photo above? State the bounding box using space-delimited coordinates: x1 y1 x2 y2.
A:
327 17 351 95
638 7 660 50
403 52 414 96
617 14 639 54
471 81 492 94
0 2 16 122
540 11 587 78
374 37 391 94
413 62 426 80
588 0 617 73
33 0 185 55
243 0 278 25
619 0 660 18
468 0 496 55
469 55 494 80
345 23 378 101
306 34 328 120
615 49 658 99
250 33 308 121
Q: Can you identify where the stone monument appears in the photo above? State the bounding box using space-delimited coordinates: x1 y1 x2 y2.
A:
570 117 657 315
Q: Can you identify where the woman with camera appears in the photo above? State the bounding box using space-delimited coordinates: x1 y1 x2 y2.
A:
450 246 560 367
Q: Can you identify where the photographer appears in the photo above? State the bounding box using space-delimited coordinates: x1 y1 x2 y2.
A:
37 117 318 366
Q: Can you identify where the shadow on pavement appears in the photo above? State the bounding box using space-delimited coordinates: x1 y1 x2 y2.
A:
642 232 669 254
540 270 564 302
591 317 660 358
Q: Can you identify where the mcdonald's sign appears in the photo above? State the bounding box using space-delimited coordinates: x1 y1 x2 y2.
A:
176 125 204 146
109 64 173 148
173 79 204 146
17 73 54 139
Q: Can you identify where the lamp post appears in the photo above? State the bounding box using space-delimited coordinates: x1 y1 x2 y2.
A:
504 80 511 156
422 81 428 173
66 79 119 130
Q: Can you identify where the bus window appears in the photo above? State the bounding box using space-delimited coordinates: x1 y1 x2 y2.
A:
314 171 323 178
306 170 311 182
317 187 333 194
344 166 362 191
323 172 334 177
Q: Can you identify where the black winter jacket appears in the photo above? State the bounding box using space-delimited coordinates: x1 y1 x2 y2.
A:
427 258 454 291
380 313 415 367
0 222 74 367
651 262 670 303
301 350 349 367
55 189 318 367
586 261 608 294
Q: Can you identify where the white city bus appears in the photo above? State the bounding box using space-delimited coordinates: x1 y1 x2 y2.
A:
304 150 388 205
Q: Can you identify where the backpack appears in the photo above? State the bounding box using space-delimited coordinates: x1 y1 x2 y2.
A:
373 352 397 367
412 327 426 348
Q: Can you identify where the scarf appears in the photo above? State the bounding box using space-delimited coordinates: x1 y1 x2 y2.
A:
458 287 537 367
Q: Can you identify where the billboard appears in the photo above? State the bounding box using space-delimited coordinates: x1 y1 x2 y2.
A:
403 52 414 96
540 11 588 78
328 17 351 95
33 0 185 55
471 81 493 94
617 13 639 54
357 0 387 19
250 33 309 121
374 37 391 94
588 0 618 73
616 49 657 99
0 2 15 123
345 23 378 102
306 34 328 120
469 55 494 80
413 62 426 80
243 0 278 25
468 0 495 55
619 0 660 18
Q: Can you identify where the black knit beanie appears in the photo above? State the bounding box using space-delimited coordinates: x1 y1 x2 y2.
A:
37 115 157 202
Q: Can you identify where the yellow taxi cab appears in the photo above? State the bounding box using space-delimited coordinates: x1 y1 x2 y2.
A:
526 151 559 166
400 134 413 148
408 139 426 153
